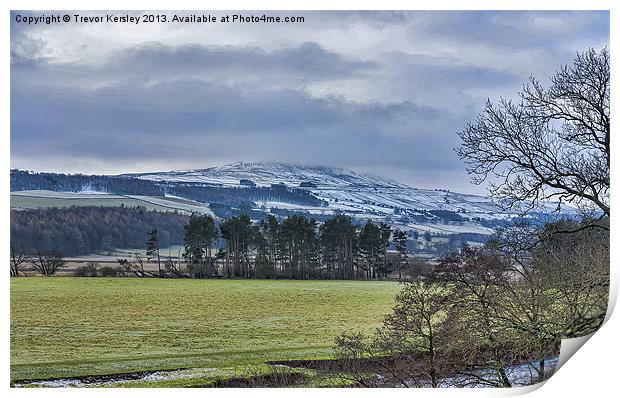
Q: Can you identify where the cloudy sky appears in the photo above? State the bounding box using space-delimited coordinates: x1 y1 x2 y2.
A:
10 10 609 193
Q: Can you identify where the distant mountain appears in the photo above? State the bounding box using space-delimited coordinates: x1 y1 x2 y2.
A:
125 162 525 235
12 162 570 236
125 161 407 188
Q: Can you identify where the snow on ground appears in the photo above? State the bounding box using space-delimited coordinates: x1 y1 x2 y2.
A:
128 162 556 235
14 368 220 388
403 222 496 235
126 195 214 216
11 190 124 199
10 190 214 216
116 162 575 234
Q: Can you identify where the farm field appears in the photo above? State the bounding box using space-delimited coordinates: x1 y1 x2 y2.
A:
10 190 214 215
10 278 400 386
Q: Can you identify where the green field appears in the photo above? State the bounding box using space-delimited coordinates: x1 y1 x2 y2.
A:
11 278 400 386
10 190 213 215
11 195 166 211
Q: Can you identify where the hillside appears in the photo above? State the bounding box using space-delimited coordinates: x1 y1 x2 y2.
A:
128 161 518 234
11 162 568 235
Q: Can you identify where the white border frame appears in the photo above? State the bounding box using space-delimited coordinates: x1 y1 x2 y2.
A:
2 1 617 397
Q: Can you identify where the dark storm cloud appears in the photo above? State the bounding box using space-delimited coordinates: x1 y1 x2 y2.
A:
9 10 609 192
11 41 376 89
10 75 448 166
109 41 376 79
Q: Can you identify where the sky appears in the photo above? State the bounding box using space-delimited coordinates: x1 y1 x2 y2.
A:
10 10 609 194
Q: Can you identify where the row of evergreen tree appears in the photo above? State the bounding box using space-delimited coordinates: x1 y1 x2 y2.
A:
12 205 413 279
179 214 409 280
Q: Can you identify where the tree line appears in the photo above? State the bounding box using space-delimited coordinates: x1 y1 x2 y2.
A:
11 206 416 280
10 206 188 256
11 170 163 196
164 213 409 280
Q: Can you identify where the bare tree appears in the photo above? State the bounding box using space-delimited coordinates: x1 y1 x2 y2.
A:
74 262 99 277
33 252 65 276
331 47 610 388
456 48 609 221
10 246 28 277
431 245 515 387
336 281 455 387
129 253 160 278
116 258 132 277
434 219 607 385
164 256 187 278
534 219 609 337
133 254 146 277
376 281 452 387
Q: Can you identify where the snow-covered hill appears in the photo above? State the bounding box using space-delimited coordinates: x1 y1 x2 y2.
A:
127 162 527 235
127 161 407 188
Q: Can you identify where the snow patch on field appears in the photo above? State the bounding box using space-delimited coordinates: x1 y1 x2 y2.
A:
13 368 221 388
11 190 124 199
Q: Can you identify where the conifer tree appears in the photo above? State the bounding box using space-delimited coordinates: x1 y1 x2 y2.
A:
146 227 161 277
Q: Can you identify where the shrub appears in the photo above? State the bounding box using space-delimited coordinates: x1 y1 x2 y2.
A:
99 266 119 277
74 262 98 277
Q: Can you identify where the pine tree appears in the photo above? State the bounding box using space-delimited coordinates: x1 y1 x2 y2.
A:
379 223 392 278
393 230 408 279
146 227 161 277
359 221 382 279
220 215 253 278
183 214 218 278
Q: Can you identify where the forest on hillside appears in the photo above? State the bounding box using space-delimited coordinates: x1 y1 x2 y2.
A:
10 206 188 256
11 169 326 207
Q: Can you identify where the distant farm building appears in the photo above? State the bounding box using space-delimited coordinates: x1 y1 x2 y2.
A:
239 179 256 187
300 181 317 188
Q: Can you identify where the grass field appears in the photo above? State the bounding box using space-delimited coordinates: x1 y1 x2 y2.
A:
10 190 214 215
11 278 400 386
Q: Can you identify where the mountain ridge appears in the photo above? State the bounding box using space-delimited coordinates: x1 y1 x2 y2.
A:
123 161 510 235
12 163 570 236
124 161 409 189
